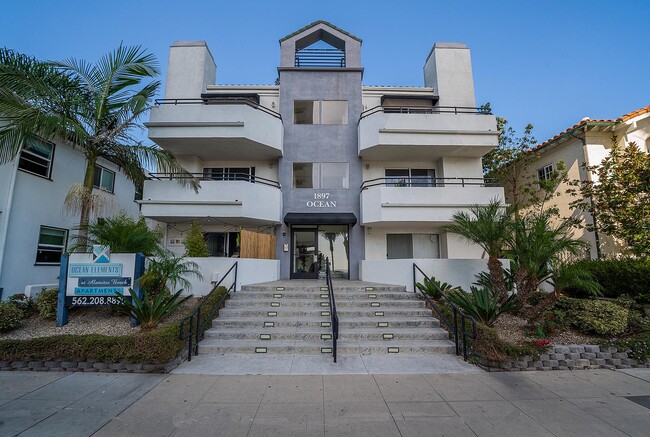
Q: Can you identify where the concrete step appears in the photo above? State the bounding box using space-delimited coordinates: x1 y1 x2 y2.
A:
218 307 434 318
223 299 425 309
241 284 407 293
213 317 441 329
233 290 419 300
198 339 455 355
204 327 449 342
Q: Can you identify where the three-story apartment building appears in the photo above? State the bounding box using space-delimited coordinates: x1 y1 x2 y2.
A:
141 21 504 292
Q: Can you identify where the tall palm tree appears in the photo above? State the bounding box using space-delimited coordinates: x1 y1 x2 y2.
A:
0 46 197 249
444 199 510 299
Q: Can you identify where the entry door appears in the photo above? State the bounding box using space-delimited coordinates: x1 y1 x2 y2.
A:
291 229 319 279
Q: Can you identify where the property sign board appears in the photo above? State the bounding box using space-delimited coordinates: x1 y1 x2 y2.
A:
56 246 145 327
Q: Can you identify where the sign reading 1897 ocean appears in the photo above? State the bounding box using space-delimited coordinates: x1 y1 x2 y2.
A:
56 245 144 327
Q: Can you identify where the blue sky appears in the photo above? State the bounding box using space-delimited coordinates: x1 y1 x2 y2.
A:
2 0 648 143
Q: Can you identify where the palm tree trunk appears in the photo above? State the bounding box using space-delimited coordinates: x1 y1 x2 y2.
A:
77 159 96 252
487 256 507 300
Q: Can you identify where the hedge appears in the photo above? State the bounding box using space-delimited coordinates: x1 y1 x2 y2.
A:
0 286 228 364
554 296 629 336
566 258 650 303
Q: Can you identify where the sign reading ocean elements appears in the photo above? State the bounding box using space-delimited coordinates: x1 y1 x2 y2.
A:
306 192 336 208
63 245 137 307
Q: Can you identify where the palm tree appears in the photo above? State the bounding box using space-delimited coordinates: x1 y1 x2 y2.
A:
444 199 510 299
505 212 588 305
0 46 197 249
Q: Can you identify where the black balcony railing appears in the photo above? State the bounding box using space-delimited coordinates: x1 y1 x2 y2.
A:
147 172 281 189
295 48 345 67
154 97 282 119
359 105 492 121
360 177 498 190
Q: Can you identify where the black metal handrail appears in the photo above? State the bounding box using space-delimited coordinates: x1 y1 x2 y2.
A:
179 262 238 361
154 97 282 119
360 177 498 190
360 105 492 120
412 263 476 361
325 258 339 363
147 172 281 189
295 48 345 68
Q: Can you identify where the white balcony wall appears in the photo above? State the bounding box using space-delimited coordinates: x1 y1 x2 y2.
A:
360 258 509 292
147 104 283 160
360 186 505 225
359 113 498 160
140 180 282 224
181 258 280 296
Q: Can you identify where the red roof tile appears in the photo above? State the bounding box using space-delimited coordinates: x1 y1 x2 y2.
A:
618 105 650 122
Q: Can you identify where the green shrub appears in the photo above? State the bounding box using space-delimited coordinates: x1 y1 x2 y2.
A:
8 293 36 316
601 332 650 362
36 288 59 319
0 286 228 363
472 324 550 361
184 220 209 257
447 286 517 327
415 276 460 299
554 297 629 336
112 288 193 329
565 258 650 303
0 302 24 332
528 309 567 339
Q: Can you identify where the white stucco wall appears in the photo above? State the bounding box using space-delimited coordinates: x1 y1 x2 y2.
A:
181 257 280 296
0 144 139 299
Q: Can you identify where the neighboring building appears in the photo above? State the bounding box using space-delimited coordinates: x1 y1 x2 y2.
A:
505 106 650 259
141 21 504 291
0 138 140 298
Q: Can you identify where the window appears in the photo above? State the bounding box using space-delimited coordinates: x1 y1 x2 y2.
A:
387 234 439 259
537 164 554 181
18 141 54 178
203 167 255 182
93 165 115 193
385 169 435 187
35 226 68 264
293 162 349 189
205 232 240 257
294 100 348 125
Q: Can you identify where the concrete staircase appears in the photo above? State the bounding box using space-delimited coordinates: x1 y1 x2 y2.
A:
200 280 455 357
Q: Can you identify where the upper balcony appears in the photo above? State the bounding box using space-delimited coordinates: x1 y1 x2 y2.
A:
360 177 505 226
139 173 282 226
358 106 498 160
146 97 283 160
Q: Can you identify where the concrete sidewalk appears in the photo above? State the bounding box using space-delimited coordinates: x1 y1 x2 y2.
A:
2 369 650 436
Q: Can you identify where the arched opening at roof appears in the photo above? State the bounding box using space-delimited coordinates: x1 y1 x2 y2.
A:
295 30 346 67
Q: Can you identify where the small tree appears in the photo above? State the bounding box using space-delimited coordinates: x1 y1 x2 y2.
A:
571 140 650 257
184 220 209 257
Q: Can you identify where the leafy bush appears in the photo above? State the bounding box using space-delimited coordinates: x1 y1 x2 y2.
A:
71 212 164 255
0 286 228 363
554 297 629 336
565 258 650 303
529 309 567 339
36 288 59 319
112 288 193 329
601 333 650 362
8 293 36 316
415 276 460 299
549 261 603 297
139 252 203 297
0 302 24 332
184 220 209 257
447 286 517 327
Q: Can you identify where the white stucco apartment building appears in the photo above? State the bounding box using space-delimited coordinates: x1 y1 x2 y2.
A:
0 138 140 299
141 21 505 292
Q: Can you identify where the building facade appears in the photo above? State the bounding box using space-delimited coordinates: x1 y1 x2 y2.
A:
142 21 504 292
0 138 140 298
504 106 650 259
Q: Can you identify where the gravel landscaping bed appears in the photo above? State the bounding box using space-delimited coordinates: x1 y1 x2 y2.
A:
493 313 599 345
0 298 200 340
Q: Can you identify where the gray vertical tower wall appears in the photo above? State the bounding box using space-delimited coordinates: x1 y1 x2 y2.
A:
276 22 365 279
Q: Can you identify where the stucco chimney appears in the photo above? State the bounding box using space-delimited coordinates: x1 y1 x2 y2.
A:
164 41 216 99
424 43 476 108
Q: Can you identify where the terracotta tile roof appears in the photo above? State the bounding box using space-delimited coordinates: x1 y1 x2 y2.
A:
618 105 650 122
279 20 362 43
535 119 615 150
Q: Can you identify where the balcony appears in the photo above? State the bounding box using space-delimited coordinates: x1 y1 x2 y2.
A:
146 97 283 160
139 173 282 226
360 177 504 226
358 106 498 160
